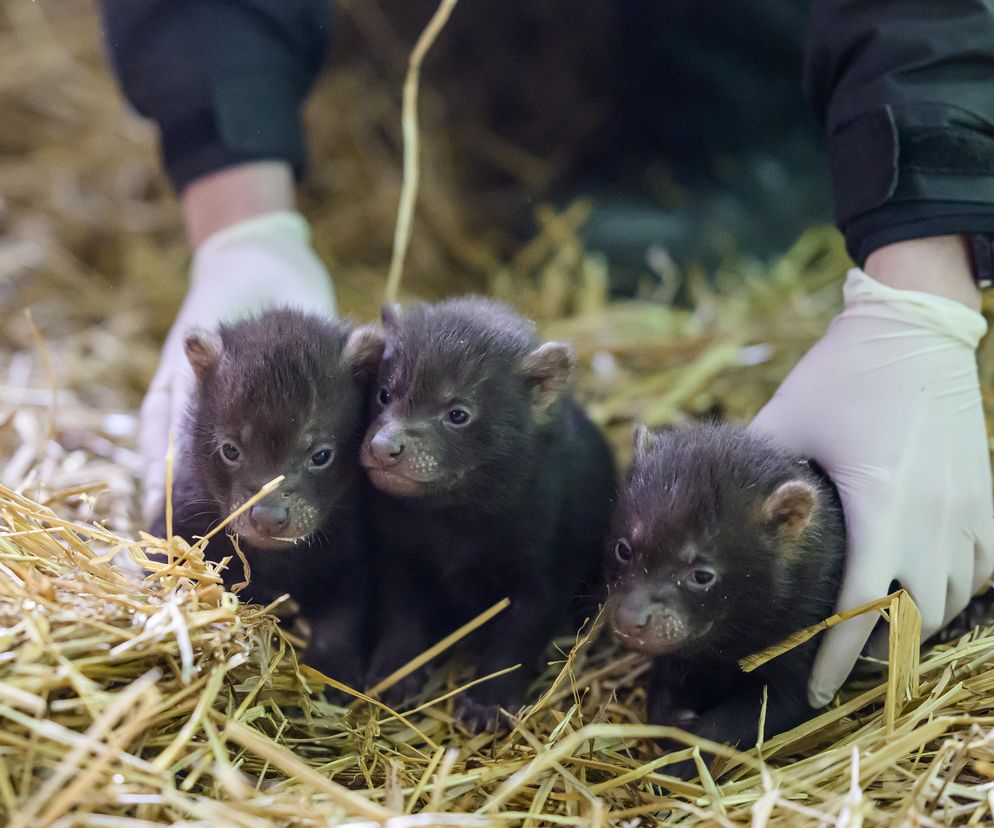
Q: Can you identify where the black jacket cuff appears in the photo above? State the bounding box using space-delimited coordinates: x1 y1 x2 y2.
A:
829 104 994 264
160 70 308 192
98 0 331 193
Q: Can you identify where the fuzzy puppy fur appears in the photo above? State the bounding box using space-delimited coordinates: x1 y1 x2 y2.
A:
605 422 845 777
152 308 382 688
361 297 616 731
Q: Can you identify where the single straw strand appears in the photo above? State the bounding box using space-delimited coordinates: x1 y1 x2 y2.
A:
222 719 392 821
384 0 461 303
366 597 510 698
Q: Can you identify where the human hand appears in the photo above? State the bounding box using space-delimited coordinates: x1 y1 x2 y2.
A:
139 210 336 522
750 262 994 707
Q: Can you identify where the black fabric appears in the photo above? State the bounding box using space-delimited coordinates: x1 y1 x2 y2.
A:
969 233 994 287
97 0 332 192
610 0 816 173
805 0 994 264
97 0 994 260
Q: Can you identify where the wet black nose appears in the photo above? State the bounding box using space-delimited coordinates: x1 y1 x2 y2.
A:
250 502 290 536
370 431 405 464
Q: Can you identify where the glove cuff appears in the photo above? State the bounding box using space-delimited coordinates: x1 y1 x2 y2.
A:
842 267 988 348
195 210 311 260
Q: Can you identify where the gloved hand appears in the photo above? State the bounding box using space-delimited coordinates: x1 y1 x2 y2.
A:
750 267 994 707
139 210 336 522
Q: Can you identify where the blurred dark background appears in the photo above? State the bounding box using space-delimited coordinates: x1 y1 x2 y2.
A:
306 0 830 299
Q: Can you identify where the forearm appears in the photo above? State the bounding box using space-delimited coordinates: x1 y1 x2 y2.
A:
182 161 296 249
805 0 994 266
864 235 981 312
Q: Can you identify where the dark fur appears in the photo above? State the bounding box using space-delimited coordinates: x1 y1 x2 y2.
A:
152 308 380 689
362 297 616 730
605 422 845 778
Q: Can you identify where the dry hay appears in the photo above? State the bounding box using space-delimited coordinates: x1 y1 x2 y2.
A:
4 425 994 827
5 0 994 826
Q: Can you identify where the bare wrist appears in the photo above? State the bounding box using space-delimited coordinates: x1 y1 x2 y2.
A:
182 161 296 249
864 235 981 312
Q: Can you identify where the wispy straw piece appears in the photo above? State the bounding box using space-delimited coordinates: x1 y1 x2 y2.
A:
164 432 174 544
885 588 922 733
384 0 461 303
222 720 392 822
365 597 511 698
739 590 907 673
196 475 285 546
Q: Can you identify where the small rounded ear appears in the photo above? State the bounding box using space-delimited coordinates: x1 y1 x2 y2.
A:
632 424 659 462
521 341 575 412
184 330 223 383
343 325 385 377
763 480 816 542
381 302 403 332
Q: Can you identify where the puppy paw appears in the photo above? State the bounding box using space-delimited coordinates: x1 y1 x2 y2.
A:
364 670 424 709
455 696 508 734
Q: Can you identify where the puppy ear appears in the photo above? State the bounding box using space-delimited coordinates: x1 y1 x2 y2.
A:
381 302 403 332
184 329 223 383
763 480 816 542
632 424 659 463
521 341 574 413
343 325 385 377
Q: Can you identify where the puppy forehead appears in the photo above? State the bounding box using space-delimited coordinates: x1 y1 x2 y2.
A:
629 509 705 561
233 413 298 441
231 409 336 454
397 360 491 408
649 541 700 568
391 321 517 376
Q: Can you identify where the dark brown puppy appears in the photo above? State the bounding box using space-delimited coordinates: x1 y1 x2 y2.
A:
605 422 845 778
153 308 383 688
361 297 616 731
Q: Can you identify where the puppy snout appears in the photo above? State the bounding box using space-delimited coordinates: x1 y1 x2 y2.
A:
250 502 290 537
370 431 405 464
608 582 692 655
614 599 653 633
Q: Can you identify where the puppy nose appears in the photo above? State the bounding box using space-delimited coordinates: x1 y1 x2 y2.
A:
250 502 290 536
371 431 405 464
617 604 652 631
615 597 653 632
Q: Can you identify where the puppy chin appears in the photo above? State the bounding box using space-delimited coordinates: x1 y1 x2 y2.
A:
610 626 690 656
610 619 713 657
364 466 433 498
228 519 316 551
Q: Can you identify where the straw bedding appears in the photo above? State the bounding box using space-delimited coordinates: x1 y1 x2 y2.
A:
4 1 994 825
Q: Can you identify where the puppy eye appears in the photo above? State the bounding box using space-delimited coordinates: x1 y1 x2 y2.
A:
614 539 633 563
378 387 392 406
221 443 241 464
685 566 716 592
446 408 471 426
310 448 334 467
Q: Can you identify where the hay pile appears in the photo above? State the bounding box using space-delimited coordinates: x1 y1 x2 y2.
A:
5 413 994 827
5 0 994 825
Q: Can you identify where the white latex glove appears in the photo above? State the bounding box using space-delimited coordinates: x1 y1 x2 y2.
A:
140 210 336 522
750 267 994 707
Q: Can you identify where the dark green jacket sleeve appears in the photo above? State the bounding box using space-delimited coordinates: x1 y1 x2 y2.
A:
97 0 332 193
805 0 994 265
